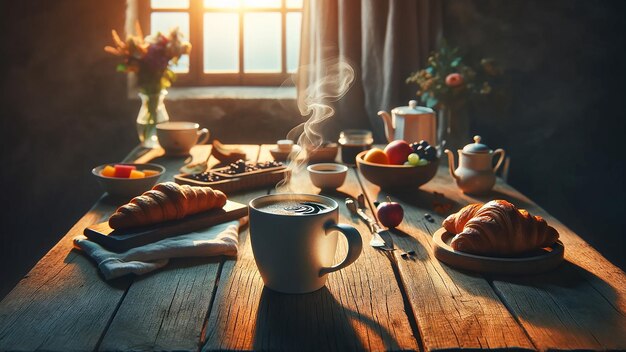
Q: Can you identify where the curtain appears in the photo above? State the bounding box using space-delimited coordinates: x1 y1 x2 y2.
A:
296 0 442 143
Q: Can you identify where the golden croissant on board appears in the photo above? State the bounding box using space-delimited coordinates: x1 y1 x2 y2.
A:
442 200 559 256
109 182 227 230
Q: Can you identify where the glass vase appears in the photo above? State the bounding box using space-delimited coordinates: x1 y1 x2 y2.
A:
136 90 170 148
437 105 470 152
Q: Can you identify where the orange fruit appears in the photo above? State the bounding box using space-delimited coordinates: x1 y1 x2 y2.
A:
363 148 389 164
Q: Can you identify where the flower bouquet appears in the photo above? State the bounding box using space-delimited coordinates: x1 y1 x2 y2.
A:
105 23 192 147
406 41 501 148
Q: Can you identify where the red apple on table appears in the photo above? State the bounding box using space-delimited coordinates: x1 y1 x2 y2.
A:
384 140 413 165
377 197 404 228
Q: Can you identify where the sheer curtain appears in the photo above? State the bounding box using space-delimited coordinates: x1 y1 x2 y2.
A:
296 0 442 142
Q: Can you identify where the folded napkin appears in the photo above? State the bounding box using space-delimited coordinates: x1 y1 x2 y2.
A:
74 220 241 280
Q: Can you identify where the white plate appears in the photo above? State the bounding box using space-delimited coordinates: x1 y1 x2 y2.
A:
432 228 564 275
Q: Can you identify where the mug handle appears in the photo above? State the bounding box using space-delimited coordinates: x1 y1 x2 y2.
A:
196 128 210 145
493 148 506 173
319 223 363 276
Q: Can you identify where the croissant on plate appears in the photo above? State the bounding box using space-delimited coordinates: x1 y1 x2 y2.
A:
109 182 227 230
442 200 559 256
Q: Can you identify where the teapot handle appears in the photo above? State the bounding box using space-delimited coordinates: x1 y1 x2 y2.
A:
493 149 506 173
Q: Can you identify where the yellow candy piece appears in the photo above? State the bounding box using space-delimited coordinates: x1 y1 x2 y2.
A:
101 165 116 177
129 170 146 179
143 169 160 177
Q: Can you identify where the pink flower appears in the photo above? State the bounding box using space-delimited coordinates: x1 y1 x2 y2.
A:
445 73 464 87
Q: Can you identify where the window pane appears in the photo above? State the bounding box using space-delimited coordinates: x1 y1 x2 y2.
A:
204 13 239 72
151 12 190 73
243 0 280 8
204 0 240 8
286 0 303 8
286 12 301 73
151 0 189 9
244 13 281 73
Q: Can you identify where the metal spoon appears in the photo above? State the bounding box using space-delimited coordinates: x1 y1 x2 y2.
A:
179 149 213 174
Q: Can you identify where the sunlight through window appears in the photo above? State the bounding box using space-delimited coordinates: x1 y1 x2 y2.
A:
146 0 302 85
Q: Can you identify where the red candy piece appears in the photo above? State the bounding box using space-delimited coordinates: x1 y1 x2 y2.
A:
114 164 136 178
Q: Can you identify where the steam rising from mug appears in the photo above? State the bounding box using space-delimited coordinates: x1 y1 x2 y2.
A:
278 57 355 191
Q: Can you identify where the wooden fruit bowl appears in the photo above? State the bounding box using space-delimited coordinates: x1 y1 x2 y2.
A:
355 150 438 189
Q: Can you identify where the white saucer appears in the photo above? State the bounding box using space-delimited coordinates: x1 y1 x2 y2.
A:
432 228 564 275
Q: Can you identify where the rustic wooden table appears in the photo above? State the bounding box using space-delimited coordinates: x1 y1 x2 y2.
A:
0 144 624 352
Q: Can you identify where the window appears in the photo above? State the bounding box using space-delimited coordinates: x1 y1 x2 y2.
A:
137 0 303 86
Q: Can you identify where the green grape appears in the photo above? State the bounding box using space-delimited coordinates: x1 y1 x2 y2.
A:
407 153 420 166
416 158 429 166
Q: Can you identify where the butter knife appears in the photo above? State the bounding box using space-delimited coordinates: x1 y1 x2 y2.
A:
345 197 393 250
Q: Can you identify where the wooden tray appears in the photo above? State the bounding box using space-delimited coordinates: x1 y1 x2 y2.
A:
210 164 286 178
174 168 290 194
432 228 564 275
84 200 248 252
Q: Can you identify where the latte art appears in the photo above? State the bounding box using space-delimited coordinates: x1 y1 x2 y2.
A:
257 200 330 216
284 202 328 215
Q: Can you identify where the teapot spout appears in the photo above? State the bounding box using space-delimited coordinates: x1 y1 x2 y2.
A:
444 149 461 182
377 111 394 142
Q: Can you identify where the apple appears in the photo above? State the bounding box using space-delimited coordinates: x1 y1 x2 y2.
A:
384 140 413 165
377 197 404 228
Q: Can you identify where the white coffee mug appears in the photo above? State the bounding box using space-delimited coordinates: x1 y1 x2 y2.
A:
249 194 363 294
156 122 209 155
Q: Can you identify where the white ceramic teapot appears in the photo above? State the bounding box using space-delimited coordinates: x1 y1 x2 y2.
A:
378 100 437 144
444 136 505 195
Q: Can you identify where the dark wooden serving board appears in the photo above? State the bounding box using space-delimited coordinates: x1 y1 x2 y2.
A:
83 200 248 252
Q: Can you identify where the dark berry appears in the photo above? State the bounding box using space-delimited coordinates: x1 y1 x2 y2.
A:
415 145 426 159
423 145 436 161
419 140 429 147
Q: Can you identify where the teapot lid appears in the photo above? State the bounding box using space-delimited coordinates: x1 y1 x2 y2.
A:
462 135 491 153
391 100 434 115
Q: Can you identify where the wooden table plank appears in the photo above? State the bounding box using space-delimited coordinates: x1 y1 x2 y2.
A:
0 200 130 351
407 170 626 350
360 161 626 351
0 146 197 351
358 167 536 351
478 182 626 351
202 145 419 351
99 145 263 352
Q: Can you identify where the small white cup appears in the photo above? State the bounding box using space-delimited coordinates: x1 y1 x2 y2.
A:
307 163 348 189
157 122 209 155
277 139 294 152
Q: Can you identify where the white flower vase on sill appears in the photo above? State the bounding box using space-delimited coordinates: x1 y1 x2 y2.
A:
136 90 170 148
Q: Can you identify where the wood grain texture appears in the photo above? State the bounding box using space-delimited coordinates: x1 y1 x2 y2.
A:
0 201 130 352
482 182 626 351
358 166 536 351
365 162 626 351
99 145 260 351
202 145 419 351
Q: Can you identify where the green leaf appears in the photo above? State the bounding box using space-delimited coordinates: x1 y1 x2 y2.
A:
421 92 430 103
426 96 438 108
451 57 462 67
116 63 127 72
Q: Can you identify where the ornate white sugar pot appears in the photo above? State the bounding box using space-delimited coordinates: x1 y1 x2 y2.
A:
445 135 506 194
378 100 437 144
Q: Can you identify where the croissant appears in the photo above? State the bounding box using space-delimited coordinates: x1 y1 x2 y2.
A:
442 200 559 256
109 182 227 230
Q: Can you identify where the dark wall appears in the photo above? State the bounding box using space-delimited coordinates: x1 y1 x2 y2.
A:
1 0 624 298
0 1 301 298
443 0 626 267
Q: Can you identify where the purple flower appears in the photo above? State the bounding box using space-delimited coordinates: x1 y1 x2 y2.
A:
143 44 169 71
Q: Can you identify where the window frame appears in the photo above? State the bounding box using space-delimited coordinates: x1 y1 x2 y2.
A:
136 0 300 86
